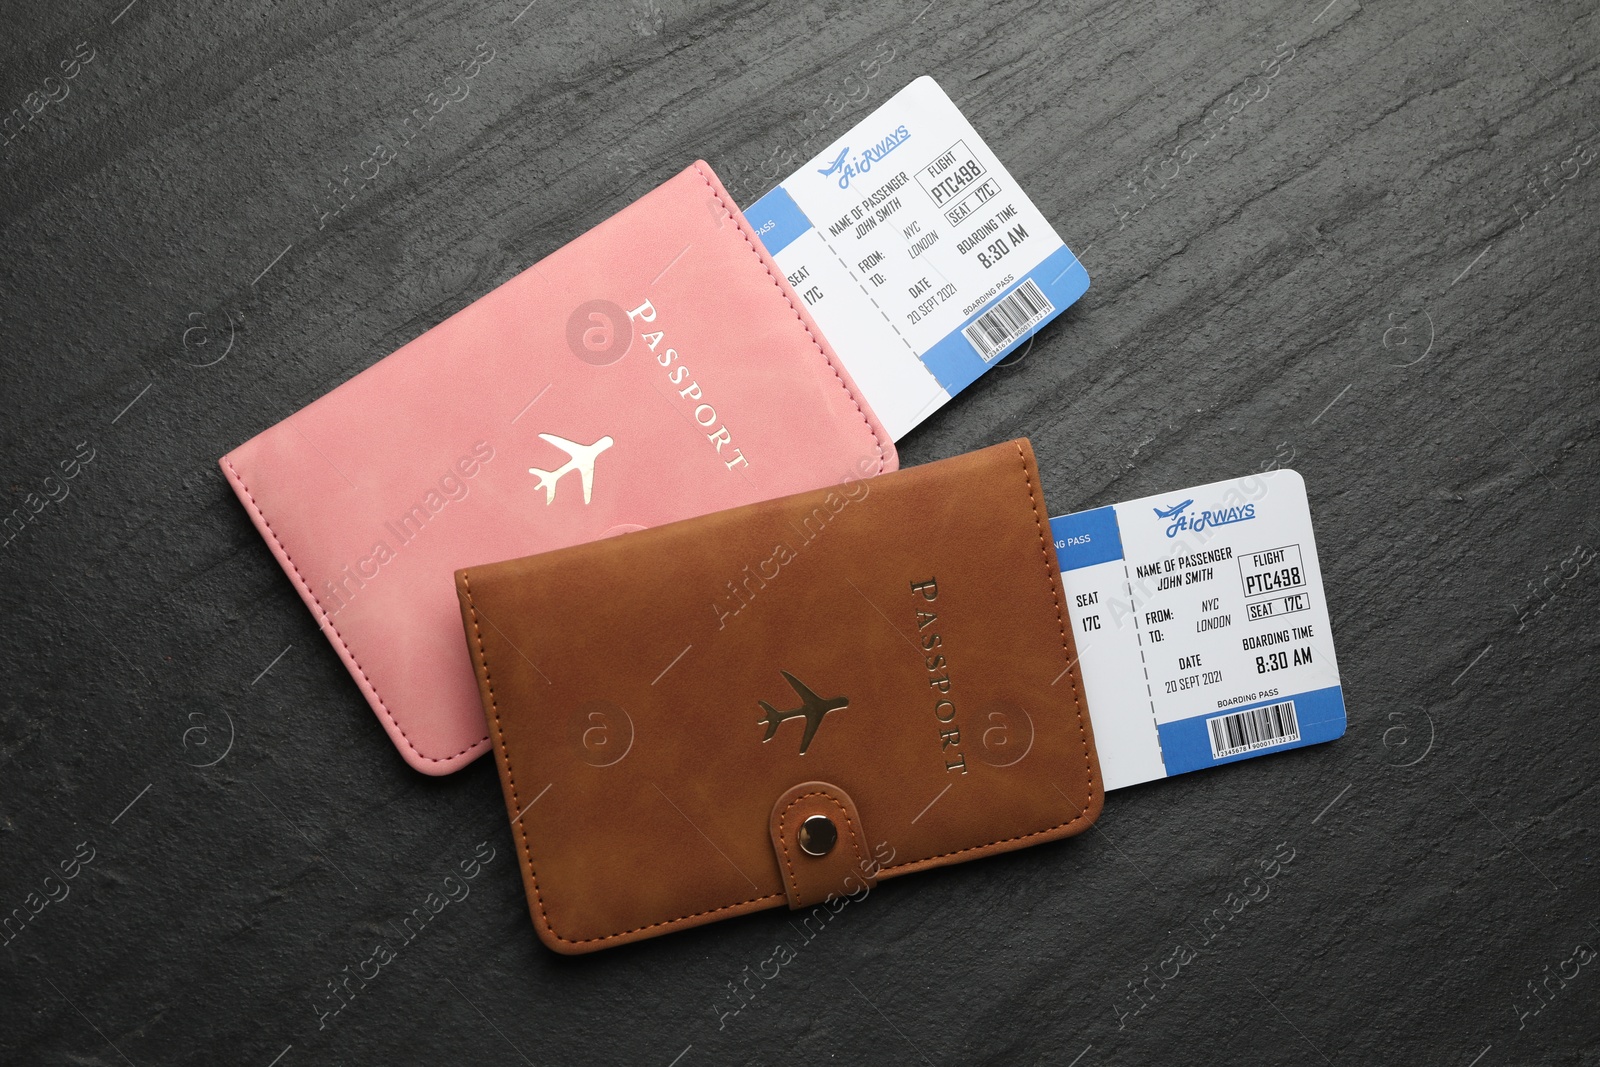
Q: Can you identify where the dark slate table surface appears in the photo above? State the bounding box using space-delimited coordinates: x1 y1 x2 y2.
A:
3 0 1596 1063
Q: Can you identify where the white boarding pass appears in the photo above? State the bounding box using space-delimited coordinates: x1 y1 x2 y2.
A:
744 76 1088 440
1050 470 1346 790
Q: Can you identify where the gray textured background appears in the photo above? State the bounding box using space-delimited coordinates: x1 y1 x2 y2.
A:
2 0 1597 1063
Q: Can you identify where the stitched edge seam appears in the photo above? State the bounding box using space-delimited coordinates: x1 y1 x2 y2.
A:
689 161 890 476
463 572 784 946
223 456 490 765
1014 440 1097 803
776 791 870 905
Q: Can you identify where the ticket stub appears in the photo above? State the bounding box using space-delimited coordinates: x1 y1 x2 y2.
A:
744 76 1089 440
1049 470 1346 791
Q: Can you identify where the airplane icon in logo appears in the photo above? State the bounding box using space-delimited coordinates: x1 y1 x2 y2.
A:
816 146 849 178
1152 499 1193 520
758 670 848 755
528 433 613 505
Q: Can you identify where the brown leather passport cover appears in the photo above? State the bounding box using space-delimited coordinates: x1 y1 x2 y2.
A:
455 438 1102 953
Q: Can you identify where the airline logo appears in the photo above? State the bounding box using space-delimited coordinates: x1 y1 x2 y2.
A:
1155 497 1257 539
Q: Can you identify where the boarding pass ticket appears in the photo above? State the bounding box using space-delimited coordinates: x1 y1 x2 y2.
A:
745 76 1089 440
1050 470 1347 790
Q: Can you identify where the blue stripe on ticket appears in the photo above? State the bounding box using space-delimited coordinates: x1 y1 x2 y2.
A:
919 245 1090 392
1155 684 1347 776
1049 506 1124 572
745 186 812 258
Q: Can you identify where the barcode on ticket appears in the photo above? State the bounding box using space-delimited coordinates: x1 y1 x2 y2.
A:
962 279 1054 361
1207 701 1301 760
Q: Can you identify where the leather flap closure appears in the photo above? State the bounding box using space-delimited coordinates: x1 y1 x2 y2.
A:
769 782 877 910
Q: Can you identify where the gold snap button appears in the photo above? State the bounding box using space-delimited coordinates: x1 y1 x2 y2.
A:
798 814 837 857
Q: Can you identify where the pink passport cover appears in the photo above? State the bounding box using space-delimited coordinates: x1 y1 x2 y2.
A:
221 161 897 775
